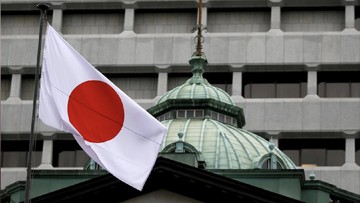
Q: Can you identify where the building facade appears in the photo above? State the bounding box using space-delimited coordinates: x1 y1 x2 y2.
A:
1 0 360 198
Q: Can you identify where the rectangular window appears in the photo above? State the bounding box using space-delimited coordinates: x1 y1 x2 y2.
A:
168 73 191 90
318 71 360 98
218 114 225 122
177 110 186 118
187 110 194 118
281 7 345 32
356 139 360 166
53 140 89 167
168 72 232 94
63 10 124 34
165 112 172 120
1 140 42 167
211 112 218 120
1 74 11 100
158 111 174 121
279 138 345 167
1 11 52 35
243 72 307 98
195 110 204 118
134 9 196 34
225 116 235 125
355 6 360 31
21 75 35 100
107 73 158 99
204 73 232 95
207 8 271 33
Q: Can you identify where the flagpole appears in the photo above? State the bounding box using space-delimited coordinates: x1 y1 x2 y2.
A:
24 4 49 203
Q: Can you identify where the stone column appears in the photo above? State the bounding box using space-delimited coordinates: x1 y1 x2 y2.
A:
52 9 63 32
231 65 245 102
267 131 280 147
344 0 356 29
201 6 207 26
305 65 319 99
38 139 53 168
270 137 279 147
157 72 168 96
8 74 22 101
232 72 243 97
124 8 135 32
268 0 283 30
51 3 63 32
345 137 356 165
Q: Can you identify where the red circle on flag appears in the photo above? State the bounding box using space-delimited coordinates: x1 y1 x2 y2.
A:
68 80 125 143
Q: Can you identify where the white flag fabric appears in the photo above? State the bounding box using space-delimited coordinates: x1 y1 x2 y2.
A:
39 24 167 190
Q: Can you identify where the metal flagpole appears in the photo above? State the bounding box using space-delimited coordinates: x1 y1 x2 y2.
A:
24 4 49 203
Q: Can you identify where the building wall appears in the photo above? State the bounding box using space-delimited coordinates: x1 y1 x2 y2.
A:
1 0 360 195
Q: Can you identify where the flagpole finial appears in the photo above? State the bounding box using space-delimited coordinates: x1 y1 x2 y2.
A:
37 4 50 11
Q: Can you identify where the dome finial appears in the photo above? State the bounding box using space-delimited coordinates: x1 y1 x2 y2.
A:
268 143 275 151
175 130 185 153
193 0 206 57
178 130 184 140
309 171 316 180
188 0 208 84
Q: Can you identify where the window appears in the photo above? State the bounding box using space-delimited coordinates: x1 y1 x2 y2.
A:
1 140 42 167
279 139 345 167
195 110 204 118
168 73 191 90
204 72 232 95
318 71 360 98
207 8 271 33
134 9 196 34
1 74 11 100
158 109 236 125
158 112 173 121
63 10 124 34
261 159 283 169
356 139 360 166
355 6 360 31
210 111 236 125
176 109 204 119
107 73 158 99
177 110 186 118
168 72 232 94
281 7 344 32
243 72 307 98
21 75 35 100
1 11 52 35
53 140 89 167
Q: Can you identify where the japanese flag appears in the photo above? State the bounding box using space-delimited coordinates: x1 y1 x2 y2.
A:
39 24 167 190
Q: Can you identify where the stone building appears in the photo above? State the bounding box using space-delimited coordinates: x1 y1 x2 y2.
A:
1 0 360 201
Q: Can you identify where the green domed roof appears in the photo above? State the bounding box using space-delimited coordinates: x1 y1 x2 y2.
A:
148 54 296 170
160 118 297 169
149 55 246 128
157 56 234 106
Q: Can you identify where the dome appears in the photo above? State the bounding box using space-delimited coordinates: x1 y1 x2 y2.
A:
156 56 234 106
160 118 297 169
148 54 297 170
